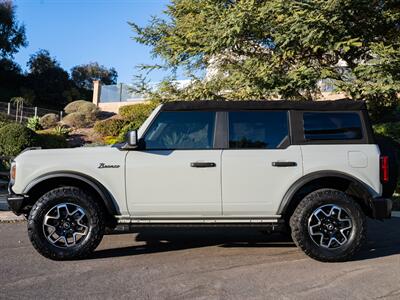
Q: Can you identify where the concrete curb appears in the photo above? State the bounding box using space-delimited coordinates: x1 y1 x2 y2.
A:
391 211 400 218
0 211 25 223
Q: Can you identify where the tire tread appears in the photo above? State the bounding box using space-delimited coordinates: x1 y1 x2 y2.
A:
28 186 105 260
289 188 366 262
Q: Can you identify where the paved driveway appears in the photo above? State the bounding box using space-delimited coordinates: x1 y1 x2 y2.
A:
1 219 400 299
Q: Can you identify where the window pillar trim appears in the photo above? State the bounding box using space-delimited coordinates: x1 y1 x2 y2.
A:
214 111 228 149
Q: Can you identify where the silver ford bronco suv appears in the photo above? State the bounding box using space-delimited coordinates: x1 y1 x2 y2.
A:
7 100 394 262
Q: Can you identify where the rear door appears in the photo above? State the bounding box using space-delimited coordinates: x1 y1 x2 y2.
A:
221 111 303 216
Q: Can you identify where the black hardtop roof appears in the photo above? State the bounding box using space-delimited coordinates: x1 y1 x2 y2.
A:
161 99 367 111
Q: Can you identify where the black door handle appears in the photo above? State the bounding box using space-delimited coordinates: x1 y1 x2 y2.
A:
272 161 297 167
190 162 216 168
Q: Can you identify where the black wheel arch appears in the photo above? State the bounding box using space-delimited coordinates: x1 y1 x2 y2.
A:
21 171 119 223
278 171 378 220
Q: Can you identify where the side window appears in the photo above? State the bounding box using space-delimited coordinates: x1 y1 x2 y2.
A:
303 112 363 141
228 111 289 149
144 111 216 149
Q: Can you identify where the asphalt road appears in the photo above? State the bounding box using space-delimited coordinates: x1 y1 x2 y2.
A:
1 219 400 300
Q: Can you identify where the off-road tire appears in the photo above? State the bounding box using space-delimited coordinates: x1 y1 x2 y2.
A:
290 188 366 262
28 186 105 260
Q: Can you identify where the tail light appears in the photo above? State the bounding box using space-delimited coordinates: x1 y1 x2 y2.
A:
380 155 389 184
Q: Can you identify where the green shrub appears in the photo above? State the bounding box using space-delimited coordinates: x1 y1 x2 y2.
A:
0 158 10 172
119 102 158 121
53 125 70 137
37 132 68 149
94 118 128 137
63 100 98 128
117 121 142 142
0 123 39 156
0 112 13 128
64 100 98 115
26 116 42 131
397 178 400 194
374 123 400 194
104 136 119 145
62 112 93 128
116 102 158 142
374 122 400 144
40 113 59 129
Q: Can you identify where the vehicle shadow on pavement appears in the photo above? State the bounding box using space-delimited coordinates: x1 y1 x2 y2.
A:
353 217 400 261
91 228 294 259
91 218 400 261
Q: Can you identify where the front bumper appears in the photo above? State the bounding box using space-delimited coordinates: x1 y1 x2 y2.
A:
7 183 27 215
372 197 392 219
7 194 26 215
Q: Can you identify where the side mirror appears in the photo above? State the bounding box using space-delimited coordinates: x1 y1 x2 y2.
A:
126 130 138 148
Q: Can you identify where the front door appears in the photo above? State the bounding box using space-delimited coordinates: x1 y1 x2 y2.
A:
222 111 303 216
126 110 222 217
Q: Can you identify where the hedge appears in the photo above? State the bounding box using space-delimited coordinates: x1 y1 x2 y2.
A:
103 136 120 145
40 113 59 129
64 100 98 115
0 123 39 156
62 112 94 128
37 131 68 149
0 112 13 128
374 122 400 144
119 102 158 121
94 118 128 137
117 122 141 142
374 123 400 194
62 100 98 128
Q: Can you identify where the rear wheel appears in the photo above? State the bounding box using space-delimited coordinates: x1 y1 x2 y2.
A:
28 186 105 260
290 188 366 262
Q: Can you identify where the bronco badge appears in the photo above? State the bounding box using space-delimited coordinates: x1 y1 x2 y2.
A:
98 163 120 169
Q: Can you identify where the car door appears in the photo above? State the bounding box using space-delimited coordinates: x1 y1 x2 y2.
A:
222 110 303 216
125 110 222 217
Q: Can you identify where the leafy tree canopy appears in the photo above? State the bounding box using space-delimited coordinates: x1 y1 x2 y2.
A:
131 0 400 117
26 50 80 109
0 0 27 59
71 62 118 90
27 49 60 74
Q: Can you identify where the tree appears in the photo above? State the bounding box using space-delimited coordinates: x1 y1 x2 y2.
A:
0 57 24 99
0 0 27 59
71 62 118 90
0 1 26 100
26 50 80 109
131 0 400 118
27 49 59 74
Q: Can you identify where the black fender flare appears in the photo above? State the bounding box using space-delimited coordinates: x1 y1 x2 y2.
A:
23 171 119 215
277 170 377 216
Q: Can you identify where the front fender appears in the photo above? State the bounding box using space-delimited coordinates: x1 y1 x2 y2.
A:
22 171 119 215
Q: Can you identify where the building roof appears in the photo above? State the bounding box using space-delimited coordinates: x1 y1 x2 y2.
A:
161 99 367 111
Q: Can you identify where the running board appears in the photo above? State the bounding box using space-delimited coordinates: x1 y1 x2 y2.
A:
115 216 284 228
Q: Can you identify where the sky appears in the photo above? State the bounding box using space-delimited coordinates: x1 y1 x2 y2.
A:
13 0 172 84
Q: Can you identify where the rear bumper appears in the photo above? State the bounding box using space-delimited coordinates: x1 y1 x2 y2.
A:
372 197 392 219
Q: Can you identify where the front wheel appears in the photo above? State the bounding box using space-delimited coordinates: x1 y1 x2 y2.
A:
28 187 105 260
290 188 366 262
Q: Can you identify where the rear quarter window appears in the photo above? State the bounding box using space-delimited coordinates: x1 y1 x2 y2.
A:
303 112 363 141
